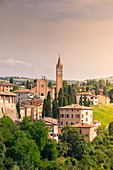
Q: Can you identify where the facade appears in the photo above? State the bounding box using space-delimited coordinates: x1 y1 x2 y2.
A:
70 122 97 141
0 91 18 121
41 117 58 142
56 55 63 98
76 92 98 105
31 77 55 100
0 82 15 92
14 89 35 104
59 104 94 128
20 105 37 120
97 95 110 104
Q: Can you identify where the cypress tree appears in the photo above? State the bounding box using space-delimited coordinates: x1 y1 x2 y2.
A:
79 95 83 105
45 91 52 117
87 99 90 107
75 95 77 104
42 99 47 117
16 102 21 119
63 96 68 106
68 95 71 105
52 99 58 118
84 95 87 106
58 88 63 107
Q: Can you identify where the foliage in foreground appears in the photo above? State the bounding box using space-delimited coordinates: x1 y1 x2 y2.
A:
1 117 113 169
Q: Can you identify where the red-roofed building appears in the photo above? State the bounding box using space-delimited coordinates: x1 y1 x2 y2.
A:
70 122 97 141
14 89 35 104
0 82 15 92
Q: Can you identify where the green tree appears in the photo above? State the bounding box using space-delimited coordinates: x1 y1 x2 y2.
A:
52 99 58 118
10 78 13 84
87 99 90 107
84 95 87 106
109 122 113 136
42 139 58 161
48 81 52 88
26 79 30 89
79 95 83 105
68 95 71 105
16 102 21 119
13 86 19 91
99 79 105 89
103 86 108 96
75 95 77 104
63 96 68 106
95 84 100 95
58 88 64 107
45 91 52 117
42 98 47 117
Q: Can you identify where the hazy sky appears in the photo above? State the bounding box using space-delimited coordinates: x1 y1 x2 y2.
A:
0 0 113 80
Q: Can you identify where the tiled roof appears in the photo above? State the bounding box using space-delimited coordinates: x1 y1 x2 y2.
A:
71 122 94 128
13 89 34 93
59 104 94 110
0 91 16 96
1 82 15 86
93 120 101 123
76 92 97 97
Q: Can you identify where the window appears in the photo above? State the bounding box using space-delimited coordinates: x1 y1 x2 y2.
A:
50 133 53 136
54 134 57 137
86 118 88 122
41 84 44 87
65 114 69 118
86 112 88 115
1 108 3 113
94 129 96 132
80 129 82 134
90 114 92 118
61 110 63 111
66 121 68 125
71 114 73 118
71 122 73 125
18 94 20 96
82 114 84 118
72 110 73 112
91 97 93 99
76 114 80 118
67 110 68 112
60 114 64 118
77 110 79 112
61 121 63 125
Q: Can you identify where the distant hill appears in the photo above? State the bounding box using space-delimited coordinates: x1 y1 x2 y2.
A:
90 104 113 127
0 76 33 84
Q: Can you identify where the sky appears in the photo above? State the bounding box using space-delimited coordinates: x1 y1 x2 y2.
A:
0 0 113 80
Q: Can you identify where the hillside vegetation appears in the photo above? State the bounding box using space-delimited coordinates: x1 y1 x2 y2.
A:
91 104 113 127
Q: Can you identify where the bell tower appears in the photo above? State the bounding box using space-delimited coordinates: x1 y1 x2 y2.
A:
56 54 63 98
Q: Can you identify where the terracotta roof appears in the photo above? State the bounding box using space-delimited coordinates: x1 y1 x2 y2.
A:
59 104 94 110
70 122 94 128
0 91 16 96
1 82 15 86
76 92 97 97
41 117 58 125
13 89 34 93
93 120 101 123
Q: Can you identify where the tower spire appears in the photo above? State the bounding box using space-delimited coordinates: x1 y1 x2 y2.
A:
58 54 61 66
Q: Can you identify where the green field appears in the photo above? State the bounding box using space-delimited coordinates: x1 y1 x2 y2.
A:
90 104 113 127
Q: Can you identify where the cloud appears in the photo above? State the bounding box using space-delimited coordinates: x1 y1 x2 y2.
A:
0 58 32 67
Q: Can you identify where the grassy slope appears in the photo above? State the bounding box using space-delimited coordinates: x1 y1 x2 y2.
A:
90 104 113 127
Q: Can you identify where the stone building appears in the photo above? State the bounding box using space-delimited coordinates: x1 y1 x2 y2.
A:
41 117 58 142
14 89 35 104
0 82 15 92
56 55 63 98
0 91 18 121
58 104 100 141
76 92 98 105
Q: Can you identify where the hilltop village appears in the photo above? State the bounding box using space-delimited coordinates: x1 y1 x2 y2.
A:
1 56 113 169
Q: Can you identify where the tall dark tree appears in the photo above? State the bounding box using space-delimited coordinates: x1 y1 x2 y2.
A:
16 102 21 119
45 91 52 117
63 81 68 99
68 95 71 105
87 99 90 107
84 95 87 106
63 96 68 106
52 99 58 118
98 79 105 89
75 95 77 104
79 95 83 105
42 99 47 117
103 86 108 96
10 78 13 84
48 81 52 88
58 88 64 107
26 79 30 89
95 84 100 95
